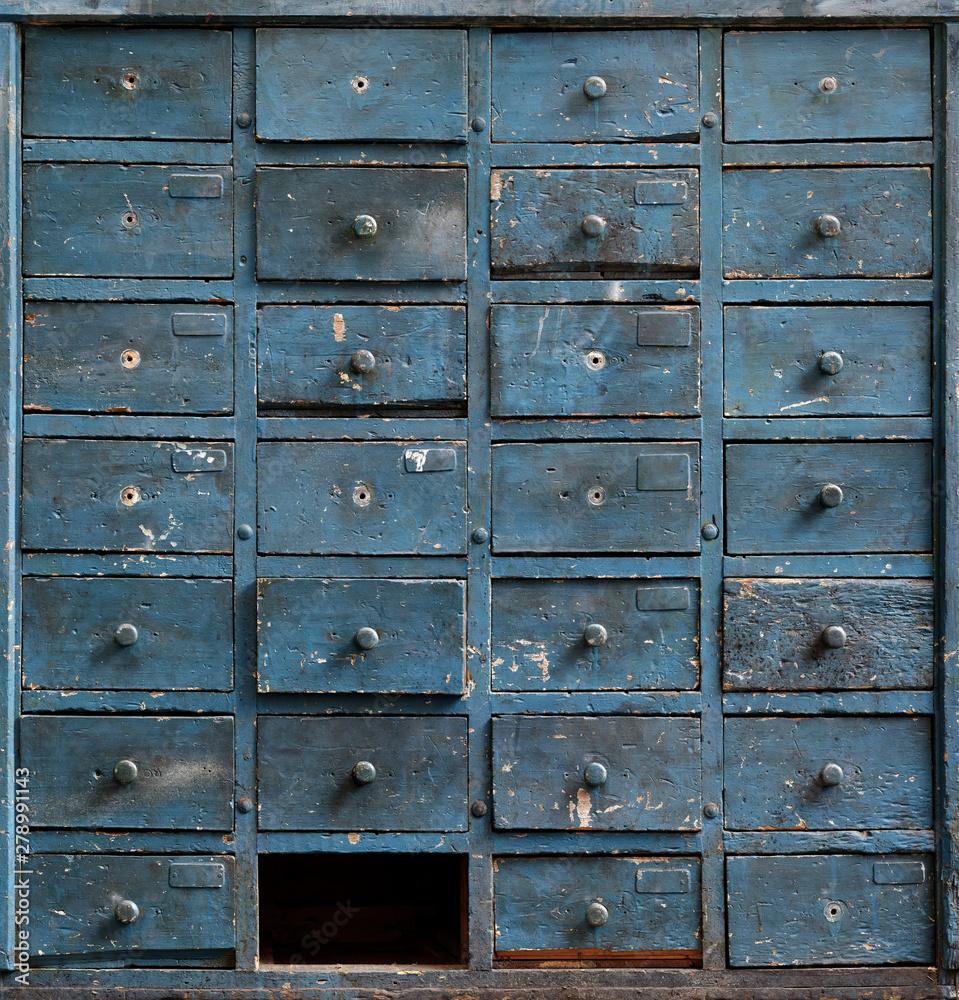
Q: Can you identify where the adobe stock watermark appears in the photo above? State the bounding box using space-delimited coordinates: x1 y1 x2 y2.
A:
13 767 31 985
289 900 361 964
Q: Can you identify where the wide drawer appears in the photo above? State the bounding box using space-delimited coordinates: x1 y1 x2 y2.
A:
492 715 701 831
257 715 468 831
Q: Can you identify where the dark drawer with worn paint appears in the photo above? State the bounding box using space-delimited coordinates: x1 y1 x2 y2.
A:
491 305 700 417
491 169 700 273
492 715 701 831
257 715 468 831
724 716 932 831
22 577 233 692
24 302 233 415
723 305 932 418
21 715 235 830
723 578 934 692
727 854 935 966
257 305 466 409
724 442 932 555
256 28 467 142
491 30 699 142
256 167 467 282
257 578 466 694
491 579 699 692
723 167 932 279
30 854 235 966
493 856 702 958
21 439 235 553
492 442 700 554
23 164 233 278
724 29 932 142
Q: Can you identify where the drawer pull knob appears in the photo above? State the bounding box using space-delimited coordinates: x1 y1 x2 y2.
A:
115 899 140 924
584 762 608 787
581 214 607 238
819 763 845 787
121 71 140 92
583 76 608 100
822 625 847 648
113 759 139 785
352 761 376 785
819 483 844 508
819 76 838 94
354 627 380 650
819 351 844 375
114 623 139 647
585 902 609 927
815 214 842 238
352 214 378 238
350 349 376 374
584 623 608 647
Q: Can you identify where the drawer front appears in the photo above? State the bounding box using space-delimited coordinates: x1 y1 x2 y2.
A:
257 715 468 831
21 715 235 830
491 579 699 692
491 168 700 272
492 715 701 831
723 167 932 279
493 856 702 957
257 305 466 408
23 27 233 140
256 28 467 141
257 578 466 694
491 305 701 417
256 167 467 281
492 442 701 554
22 439 235 553
24 302 233 415
31 854 235 964
725 442 932 555
724 29 932 142
727 854 935 966
724 716 932 831
723 578 934 692
257 441 466 555
724 305 932 418
22 577 234 692
23 165 233 278
491 30 699 142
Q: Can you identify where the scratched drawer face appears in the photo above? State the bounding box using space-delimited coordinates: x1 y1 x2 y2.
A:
491 579 699 692
23 165 233 278
724 716 932 831
21 439 235 553
724 29 932 142
493 856 702 958
257 305 466 408
723 578 934 692
724 306 932 418
492 442 700 554
492 715 701 831
21 715 235 830
30 854 235 966
491 30 699 142
491 305 701 417
727 854 935 966
491 169 700 273
723 167 932 279
724 442 932 555
257 715 468 831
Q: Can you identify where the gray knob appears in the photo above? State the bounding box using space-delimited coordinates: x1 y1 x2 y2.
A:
822 625 847 649
584 762 608 787
115 899 140 924
581 214 607 238
114 623 139 647
352 214 377 238
819 763 845 787
351 349 376 374
819 76 838 93
352 761 376 785
583 76 607 100
819 351 844 375
113 760 139 785
819 483 844 508
815 214 842 238
585 902 609 927
584 623 608 647
355 627 379 650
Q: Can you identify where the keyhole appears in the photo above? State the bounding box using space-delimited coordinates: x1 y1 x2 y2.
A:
121 211 138 229
120 486 141 506
588 487 606 506
351 75 370 94
120 349 140 370
353 484 372 508
586 350 606 370
121 71 140 91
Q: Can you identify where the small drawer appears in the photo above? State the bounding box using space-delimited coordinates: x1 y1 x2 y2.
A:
493 856 702 959
256 28 467 142
491 30 699 142
21 439 235 554
492 715 701 831
491 168 699 273
723 578 933 692
723 167 931 279
24 303 233 416
256 167 467 282
491 305 700 417
257 441 466 556
492 442 700 554
23 27 233 140
257 578 466 694
22 577 234 692
727 854 935 966
257 715 468 831
491 578 699 692
23 165 233 279
724 442 931 556
724 29 932 142
30 854 235 966
257 305 466 409
21 715 235 830
723 716 932 831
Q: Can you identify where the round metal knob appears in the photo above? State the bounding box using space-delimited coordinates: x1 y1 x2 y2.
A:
819 483 844 508
584 623 608 647
352 214 378 238
352 761 376 785
822 625 847 649
819 351 844 376
585 902 609 927
815 214 842 238
351 349 376 374
584 762 608 787
583 76 607 100
115 899 140 924
114 623 139 647
581 214 607 238
354 627 379 650
819 76 838 93
819 763 845 787
113 760 138 785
